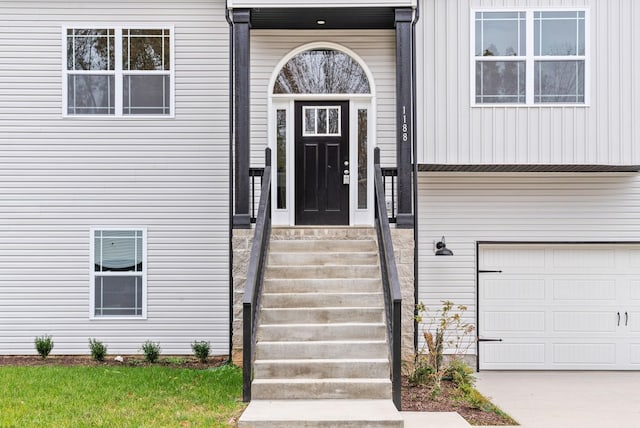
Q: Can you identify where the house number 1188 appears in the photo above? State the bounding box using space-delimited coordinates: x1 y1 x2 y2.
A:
401 106 408 142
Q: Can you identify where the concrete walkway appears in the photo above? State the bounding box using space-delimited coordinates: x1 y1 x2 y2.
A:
476 371 640 428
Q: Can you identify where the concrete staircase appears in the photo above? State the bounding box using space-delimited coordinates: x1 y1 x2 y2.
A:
238 228 404 427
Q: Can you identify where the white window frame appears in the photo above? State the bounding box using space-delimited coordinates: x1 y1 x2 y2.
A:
90 227 147 320
471 8 589 107
302 106 342 137
63 25 175 118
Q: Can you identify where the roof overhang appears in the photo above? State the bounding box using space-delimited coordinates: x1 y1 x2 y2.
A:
235 7 400 29
418 164 640 173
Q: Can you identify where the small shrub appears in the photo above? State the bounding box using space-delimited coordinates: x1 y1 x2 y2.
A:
34 335 54 359
191 340 210 363
446 359 475 388
407 300 475 395
88 338 107 362
141 340 161 363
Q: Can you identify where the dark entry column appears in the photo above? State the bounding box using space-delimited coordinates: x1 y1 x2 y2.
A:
233 9 251 228
395 8 414 229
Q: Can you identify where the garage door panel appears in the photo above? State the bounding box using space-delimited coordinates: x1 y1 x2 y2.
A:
479 244 640 370
630 281 640 300
482 278 545 300
629 345 640 365
553 279 617 301
551 248 616 270
481 248 545 271
553 311 617 333
553 343 616 365
482 343 545 366
483 311 545 332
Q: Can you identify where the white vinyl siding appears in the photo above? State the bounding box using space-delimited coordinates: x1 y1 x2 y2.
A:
417 172 640 357
0 0 230 355
417 0 640 165
250 30 397 167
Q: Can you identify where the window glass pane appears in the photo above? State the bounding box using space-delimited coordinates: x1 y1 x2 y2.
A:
123 75 170 115
67 29 114 71
96 233 138 272
304 108 316 134
276 109 287 210
317 108 327 134
358 109 368 210
94 276 142 316
328 108 339 134
123 29 169 71
67 74 115 115
274 49 370 94
535 11 583 56
535 60 585 103
476 61 526 103
476 12 525 56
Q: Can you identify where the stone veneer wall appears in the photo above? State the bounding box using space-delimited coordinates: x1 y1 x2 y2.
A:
231 229 254 365
390 228 416 364
231 226 416 366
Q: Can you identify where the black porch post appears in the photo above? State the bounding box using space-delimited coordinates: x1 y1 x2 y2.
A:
395 8 414 229
233 9 251 228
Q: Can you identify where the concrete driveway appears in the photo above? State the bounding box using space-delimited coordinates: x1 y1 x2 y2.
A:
475 371 640 428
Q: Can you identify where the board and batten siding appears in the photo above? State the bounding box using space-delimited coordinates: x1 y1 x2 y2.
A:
417 172 640 354
417 0 640 165
0 0 230 355
249 30 397 167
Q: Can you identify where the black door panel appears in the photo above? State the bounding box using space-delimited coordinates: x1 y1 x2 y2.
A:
295 101 349 225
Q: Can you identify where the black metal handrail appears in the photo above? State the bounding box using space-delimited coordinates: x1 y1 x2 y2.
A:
373 147 402 410
248 167 398 223
242 148 272 402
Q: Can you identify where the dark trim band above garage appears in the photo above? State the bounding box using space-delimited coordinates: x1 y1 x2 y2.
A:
419 164 640 173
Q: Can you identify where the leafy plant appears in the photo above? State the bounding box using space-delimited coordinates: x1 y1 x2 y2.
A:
408 300 475 395
191 340 211 363
88 338 107 362
34 335 54 359
141 340 161 363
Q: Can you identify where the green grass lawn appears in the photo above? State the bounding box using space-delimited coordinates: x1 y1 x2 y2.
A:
0 364 244 428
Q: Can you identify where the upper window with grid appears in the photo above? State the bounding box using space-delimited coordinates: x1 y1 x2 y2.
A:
474 10 586 105
65 27 173 116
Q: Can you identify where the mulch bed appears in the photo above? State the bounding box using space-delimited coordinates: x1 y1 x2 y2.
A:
401 377 517 426
0 354 227 369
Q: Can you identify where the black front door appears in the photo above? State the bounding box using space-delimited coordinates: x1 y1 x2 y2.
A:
295 101 349 225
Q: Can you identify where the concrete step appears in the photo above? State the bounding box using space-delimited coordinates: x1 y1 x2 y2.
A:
254 358 390 379
255 340 388 360
270 239 377 253
251 378 392 400
266 265 380 279
261 292 384 308
260 307 384 324
263 278 382 293
238 399 403 428
257 322 387 341
268 251 379 266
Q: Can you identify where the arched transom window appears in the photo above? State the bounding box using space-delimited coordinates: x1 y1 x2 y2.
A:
274 49 371 94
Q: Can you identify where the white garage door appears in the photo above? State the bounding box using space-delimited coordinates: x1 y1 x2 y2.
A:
479 244 640 370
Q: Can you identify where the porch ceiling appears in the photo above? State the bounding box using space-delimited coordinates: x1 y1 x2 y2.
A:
247 7 396 29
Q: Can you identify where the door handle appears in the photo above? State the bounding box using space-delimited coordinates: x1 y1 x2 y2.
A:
617 312 621 326
625 312 629 326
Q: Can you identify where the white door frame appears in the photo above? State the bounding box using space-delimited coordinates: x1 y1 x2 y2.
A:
267 42 377 226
